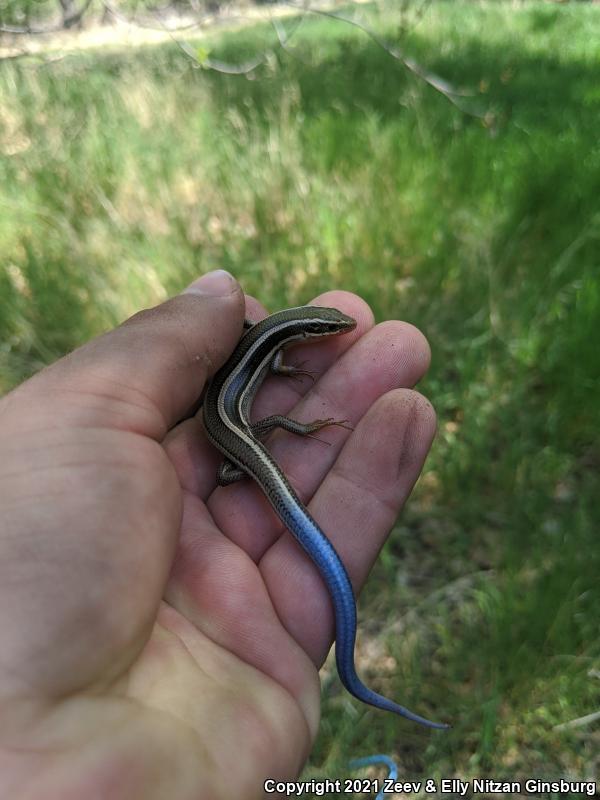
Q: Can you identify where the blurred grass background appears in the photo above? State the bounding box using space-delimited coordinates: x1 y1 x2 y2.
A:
1 0 599 789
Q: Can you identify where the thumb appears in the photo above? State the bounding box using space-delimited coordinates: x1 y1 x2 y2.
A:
7 270 245 440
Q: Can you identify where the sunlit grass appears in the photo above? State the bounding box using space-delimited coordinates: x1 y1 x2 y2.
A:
1 0 599 784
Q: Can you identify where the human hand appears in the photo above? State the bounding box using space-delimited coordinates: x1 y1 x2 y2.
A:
0 271 435 799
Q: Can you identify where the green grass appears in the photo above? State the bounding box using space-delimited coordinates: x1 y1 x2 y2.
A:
1 0 599 786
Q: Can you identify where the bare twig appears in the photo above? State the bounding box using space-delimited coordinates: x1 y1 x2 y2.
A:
2 0 487 121
554 709 600 731
177 35 268 73
163 0 311 73
282 0 487 118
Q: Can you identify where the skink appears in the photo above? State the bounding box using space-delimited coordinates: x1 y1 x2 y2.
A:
203 306 448 729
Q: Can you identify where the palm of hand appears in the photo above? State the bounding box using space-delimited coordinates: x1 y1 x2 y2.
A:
0 289 434 800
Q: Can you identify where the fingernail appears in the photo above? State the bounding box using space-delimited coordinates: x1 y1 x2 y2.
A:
183 270 235 296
